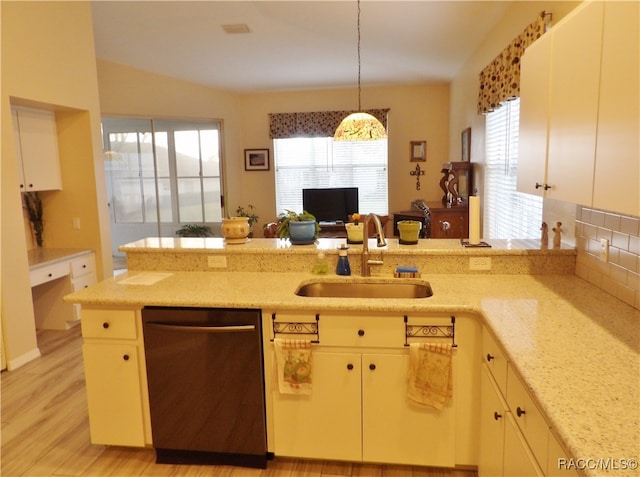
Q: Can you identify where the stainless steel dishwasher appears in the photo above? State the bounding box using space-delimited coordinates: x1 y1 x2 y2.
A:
142 306 267 468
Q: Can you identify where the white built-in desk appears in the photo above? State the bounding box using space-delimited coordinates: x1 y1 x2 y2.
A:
28 248 96 330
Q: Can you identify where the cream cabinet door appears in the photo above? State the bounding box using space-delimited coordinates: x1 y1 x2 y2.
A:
478 364 506 477
271 351 361 461
503 413 545 477
362 352 455 467
592 1 639 217
82 343 146 447
12 107 62 191
546 1 603 205
518 31 552 197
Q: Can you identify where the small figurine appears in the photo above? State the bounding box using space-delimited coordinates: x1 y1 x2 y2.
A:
552 222 563 248
540 222 549 249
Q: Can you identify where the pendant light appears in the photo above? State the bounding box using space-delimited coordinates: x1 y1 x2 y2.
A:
334 0 387 141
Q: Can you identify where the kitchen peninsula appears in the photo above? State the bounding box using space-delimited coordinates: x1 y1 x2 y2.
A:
65 238 639 477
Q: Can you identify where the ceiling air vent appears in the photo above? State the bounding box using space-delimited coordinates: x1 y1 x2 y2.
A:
222 24 250 34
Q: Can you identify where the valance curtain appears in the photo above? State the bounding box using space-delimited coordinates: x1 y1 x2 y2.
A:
477 13 549 114
269 109 390 139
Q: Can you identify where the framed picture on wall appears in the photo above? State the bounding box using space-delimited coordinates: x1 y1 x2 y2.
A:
244 149 270 171
461 127 471 162
410 141 426 162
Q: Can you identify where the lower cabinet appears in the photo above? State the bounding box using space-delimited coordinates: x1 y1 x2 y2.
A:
479 364 544 477
265 311 475 467
479 327 579 477
81 307 151 447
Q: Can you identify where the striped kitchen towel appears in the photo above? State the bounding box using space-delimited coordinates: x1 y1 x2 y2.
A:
274 338 313 395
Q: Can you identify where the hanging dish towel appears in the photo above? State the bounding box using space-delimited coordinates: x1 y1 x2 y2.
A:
274 338 313 395
407 342 453 409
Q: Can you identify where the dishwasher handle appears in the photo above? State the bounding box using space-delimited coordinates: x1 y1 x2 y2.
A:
145 322 256 333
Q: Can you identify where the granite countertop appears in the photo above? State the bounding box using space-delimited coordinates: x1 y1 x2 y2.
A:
27 247 93 270
65 269 640 475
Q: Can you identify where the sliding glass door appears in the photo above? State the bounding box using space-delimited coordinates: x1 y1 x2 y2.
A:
102 117 224 256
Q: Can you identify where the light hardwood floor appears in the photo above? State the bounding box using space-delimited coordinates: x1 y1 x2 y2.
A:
1 327 477 477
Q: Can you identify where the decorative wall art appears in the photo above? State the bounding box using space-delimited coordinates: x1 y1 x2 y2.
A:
244 149 270 171
461 128 471 162
410 140 426 162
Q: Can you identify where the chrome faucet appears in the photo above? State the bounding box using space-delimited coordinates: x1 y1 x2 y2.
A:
361 213 387 277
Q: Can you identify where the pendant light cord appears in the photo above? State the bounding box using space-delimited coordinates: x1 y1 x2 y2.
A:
356 0 362 111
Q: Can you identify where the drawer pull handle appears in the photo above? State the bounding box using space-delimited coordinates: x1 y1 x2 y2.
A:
369 363 376 371
486 353 494 362
494 411 502 421
48 273 53 277
358 329 365 337
347 363 354 370
123 354 130 361
102 322 110 329
82 264 87 269
516 406 526 417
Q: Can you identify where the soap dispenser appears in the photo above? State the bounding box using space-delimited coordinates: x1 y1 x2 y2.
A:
336 245 351 276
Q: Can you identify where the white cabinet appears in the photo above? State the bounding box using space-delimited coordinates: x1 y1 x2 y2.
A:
592 1 639 217
270 351 362 461
12 106 62 191
70 253 97 322
265 311 470 467
80 308 151 447
517 31 552 197
362 352 455 466
479 327 572 477
518 1 603 204
518 1 639 216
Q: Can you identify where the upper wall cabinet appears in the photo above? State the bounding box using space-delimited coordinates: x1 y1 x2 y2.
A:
518 2 638 217
592 2 639 217
12 106 62 192
518 1 603 205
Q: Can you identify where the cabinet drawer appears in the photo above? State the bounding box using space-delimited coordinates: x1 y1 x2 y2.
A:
71 254 95 277
30 261 70 287
507 363 549 469
482 326 508 393
320 314 405 348
82 309 138 340
73 272 97 291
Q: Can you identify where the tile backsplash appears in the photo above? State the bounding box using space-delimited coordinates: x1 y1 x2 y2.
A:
575 206 640 310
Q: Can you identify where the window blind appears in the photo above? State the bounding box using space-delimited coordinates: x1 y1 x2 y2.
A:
274 137 388 216
484 99 543 239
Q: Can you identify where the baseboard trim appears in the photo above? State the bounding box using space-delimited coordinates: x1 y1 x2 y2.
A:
7 347 41 370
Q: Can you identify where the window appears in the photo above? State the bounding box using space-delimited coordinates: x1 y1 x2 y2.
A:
274 137 388 216
484 99 542 238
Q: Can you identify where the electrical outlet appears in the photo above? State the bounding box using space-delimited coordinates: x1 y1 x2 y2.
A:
207 255 227 268
72 217 81 230
469 257 492 271
599 238 609 263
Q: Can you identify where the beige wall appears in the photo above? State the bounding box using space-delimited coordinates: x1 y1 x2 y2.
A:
97 60 450 229
237 83 450 224
1 1 109 369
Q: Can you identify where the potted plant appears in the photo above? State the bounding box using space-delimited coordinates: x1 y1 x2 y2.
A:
235 204 259 237
276 210 320 243
345 213 364 244
176 224 213 237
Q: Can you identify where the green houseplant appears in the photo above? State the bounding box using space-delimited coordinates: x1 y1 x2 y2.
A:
176 224 213 237
235 204 259 237
276 210 320 241
235 204 259 228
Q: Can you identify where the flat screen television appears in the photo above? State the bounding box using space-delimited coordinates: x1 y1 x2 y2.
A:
302 187 358 223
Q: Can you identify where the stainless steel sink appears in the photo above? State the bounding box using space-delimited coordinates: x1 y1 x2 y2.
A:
295 279 433 299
